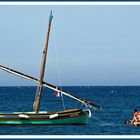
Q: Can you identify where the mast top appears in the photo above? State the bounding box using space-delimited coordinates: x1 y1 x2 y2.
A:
49 10 53 22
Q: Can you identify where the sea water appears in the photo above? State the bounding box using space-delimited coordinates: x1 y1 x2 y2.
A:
0 86 139 135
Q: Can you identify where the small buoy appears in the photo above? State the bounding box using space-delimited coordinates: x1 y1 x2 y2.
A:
49 114 58 119
18 114 30 119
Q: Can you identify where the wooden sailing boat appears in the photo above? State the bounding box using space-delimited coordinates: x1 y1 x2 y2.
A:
0 11 100 125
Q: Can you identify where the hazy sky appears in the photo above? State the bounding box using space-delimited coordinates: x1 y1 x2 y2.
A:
0 5 140 86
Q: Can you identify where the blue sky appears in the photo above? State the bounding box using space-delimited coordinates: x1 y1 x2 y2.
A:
0 5 140 86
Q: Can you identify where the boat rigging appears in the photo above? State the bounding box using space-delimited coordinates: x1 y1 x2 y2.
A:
0 11 101 125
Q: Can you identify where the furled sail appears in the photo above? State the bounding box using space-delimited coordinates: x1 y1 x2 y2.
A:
0 64 101 110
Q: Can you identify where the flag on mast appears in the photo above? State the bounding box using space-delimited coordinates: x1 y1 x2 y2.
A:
54 91 60 97
54 87 61 97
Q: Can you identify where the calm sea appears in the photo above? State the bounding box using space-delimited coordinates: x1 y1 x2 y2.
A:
0 86 139 135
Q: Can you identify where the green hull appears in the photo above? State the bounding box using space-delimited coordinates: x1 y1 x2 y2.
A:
0 109 89 125
0 113 88 125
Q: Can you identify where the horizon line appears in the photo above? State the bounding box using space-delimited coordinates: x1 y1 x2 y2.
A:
1 85 140 87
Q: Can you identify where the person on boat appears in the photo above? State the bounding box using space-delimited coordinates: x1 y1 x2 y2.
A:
124 109 140 126
132 109 140 122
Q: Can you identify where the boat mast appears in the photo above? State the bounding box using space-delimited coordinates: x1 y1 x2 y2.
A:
0 64 101 110
33 11 53 113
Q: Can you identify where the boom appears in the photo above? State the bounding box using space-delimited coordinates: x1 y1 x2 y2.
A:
0 64 101 110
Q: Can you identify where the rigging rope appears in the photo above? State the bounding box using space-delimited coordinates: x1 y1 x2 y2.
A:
52 22 65 110
0 64 101 110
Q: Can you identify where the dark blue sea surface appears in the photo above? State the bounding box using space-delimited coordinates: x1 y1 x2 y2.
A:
0 86 139 135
